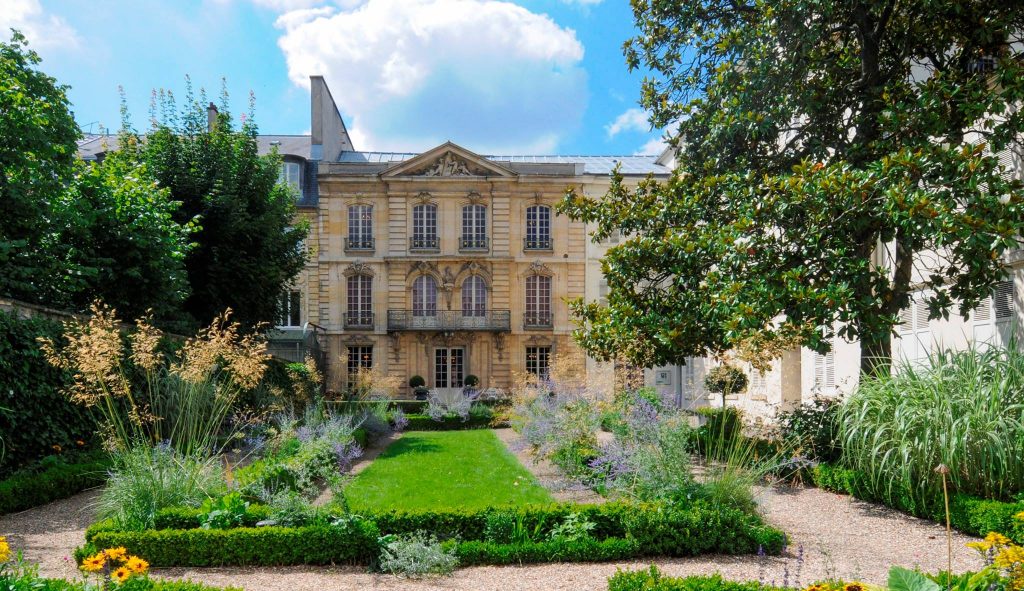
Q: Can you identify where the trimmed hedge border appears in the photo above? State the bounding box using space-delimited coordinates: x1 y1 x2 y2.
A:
83 500 785 567
326 399 507 415
811 463 1024 543
403 414 506 431
4 576 239 591
0 454 109 515
608 567 782 591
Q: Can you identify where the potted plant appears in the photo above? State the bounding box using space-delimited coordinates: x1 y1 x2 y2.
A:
409 375 428 400
462 374 480 397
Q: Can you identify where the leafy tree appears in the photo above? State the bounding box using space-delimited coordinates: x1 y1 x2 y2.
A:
0 30 79 302
135 84 307 330
560 1 1024 375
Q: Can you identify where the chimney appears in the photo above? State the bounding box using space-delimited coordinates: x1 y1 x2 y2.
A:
309 76 354 161
207 102 218 132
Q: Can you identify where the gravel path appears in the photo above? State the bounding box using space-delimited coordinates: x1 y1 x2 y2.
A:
0 430 986 590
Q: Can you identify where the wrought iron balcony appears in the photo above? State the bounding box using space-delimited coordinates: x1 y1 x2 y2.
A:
523 312 553 329
344 311 374 330
524 237 552 251
345 236 374 251
388 309 511 331
410 236 440 251
459 236 489 251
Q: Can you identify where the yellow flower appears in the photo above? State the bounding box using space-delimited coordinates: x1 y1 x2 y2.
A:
985 532 1013 547
126 556 149 574
104 547 127 562
967 540 992 553
80 554 106 572
844 583 867 591
1015 511 1024 523
0 536 10 563
995 545 1024 568
111 566 132 583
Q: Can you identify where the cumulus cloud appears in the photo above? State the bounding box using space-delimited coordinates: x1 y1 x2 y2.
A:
606 107 650 137
0 0 80 52
274 0 588 153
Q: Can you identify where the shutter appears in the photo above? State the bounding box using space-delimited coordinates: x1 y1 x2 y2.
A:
824 349 836 388
994 280 1014 320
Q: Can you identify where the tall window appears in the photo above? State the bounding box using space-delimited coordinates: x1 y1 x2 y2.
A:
897 291 933 366
462 275 487 317
346 346 373 382
525 275 552 327
461 205 487 250
412 204 438 250
412 275 437 316
347 205 373 250
277 290 301 327
526 346 551 378
974 280 1015 348
525 205 551 250
346 274 372 327
279 162 301 194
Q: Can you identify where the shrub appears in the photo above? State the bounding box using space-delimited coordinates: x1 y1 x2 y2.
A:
0 452 109 515
620 501 785 556
378 532 459 577
839 344 1024 515
97 445 226 530
409 375 425 389
0 311 96 475
608 568 781 591
703 364 748 407
453 537 640 565
198 492 248 530
464 374 479 388
777 396 841 463
549 512 596 542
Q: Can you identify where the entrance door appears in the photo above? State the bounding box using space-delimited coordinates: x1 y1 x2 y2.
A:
434 347 465 392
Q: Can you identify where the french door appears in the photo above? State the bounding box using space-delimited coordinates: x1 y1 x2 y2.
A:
434 348 465 389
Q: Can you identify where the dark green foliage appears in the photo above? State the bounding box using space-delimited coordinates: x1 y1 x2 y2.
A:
691 407 743 456
0 31 80 302
560 1 1024 376
811 462 1024 543
0 452 109 514
408 376 426 389
608 568 782 591
403 413 499 431
135 84 307 330
620 501 786 556
88 521 381 566
198 492 249 529
0 572 238 591
452 537 641 565
703 365 748 396
0 311 97 474
777 397 841 462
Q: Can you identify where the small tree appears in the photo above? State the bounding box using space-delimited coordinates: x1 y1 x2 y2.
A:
703 364 748 410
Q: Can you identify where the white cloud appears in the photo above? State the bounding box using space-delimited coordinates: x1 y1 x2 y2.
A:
634 120 681 156
606 107 650 137
274 0 587 153
250 0 328 11
0 0 80 52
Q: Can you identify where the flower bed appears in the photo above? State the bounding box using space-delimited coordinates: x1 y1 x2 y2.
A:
79 499 785 567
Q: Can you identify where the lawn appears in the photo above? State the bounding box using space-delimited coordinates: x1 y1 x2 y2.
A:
345 429 554 511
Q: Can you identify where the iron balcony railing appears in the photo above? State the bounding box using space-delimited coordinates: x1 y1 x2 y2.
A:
388 309 511 331
344 311 374 329
524 237 552 251
410 236 439 251
345 235 374 251
523 312 553 329
459 236 489 251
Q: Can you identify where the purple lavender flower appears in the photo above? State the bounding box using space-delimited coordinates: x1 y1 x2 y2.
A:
295 426 313 443
392 408 409 432
243 434 266 451
333 441 363 473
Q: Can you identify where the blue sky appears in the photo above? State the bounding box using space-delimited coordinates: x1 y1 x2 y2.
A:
4 0 669 156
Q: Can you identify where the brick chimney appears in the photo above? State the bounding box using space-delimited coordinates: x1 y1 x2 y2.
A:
207 102 218 132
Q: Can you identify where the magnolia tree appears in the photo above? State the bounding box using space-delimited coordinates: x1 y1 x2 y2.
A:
560 1 1024 375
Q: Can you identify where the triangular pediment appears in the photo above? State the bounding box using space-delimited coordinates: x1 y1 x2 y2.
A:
381 142 517 178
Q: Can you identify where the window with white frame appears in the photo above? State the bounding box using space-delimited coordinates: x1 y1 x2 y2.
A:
346 274 373 327
974 280 1015 347
813 332 836 390
412 275 437 317
347 205 373 250
277 290 301 327
897 290 933 365
525 205 551 250
525 275 552 327
461 205 487 249
462 275 487 317
412 204 438 249
279 162 302 195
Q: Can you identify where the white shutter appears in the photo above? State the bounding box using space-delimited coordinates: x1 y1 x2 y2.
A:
975 280 1015 347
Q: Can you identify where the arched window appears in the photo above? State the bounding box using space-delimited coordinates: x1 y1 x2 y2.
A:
461 204 487 250
525 275 552 327
412 204 438 250
345 274 373 328
412 275 437 317
462 275 487 317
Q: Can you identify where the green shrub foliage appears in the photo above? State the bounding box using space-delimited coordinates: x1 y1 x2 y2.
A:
608 568 782 591
0 311 96 474
777 397 841 462
0 452 109 515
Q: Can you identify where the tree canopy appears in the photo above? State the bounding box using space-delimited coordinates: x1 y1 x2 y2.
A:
560 1 1024 374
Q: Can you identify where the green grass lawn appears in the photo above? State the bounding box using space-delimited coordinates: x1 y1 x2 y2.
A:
345 429 554 511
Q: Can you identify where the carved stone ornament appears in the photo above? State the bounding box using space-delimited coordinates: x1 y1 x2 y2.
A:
493 332 505 361
343 261 374 277
528 260 553 277
407 260 439 279
423 152 474 176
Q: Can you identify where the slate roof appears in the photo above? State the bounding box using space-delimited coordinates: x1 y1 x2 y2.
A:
337 151 669 175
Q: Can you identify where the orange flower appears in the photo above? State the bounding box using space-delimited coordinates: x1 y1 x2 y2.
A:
126 555 149 574
111 566 132 583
